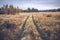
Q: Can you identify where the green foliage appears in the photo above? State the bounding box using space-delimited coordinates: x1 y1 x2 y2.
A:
23 8 39 12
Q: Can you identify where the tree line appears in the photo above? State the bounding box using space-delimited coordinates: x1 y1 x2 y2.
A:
39 8 60 12
0 4 60 14
23 8 60 12
22 8 38 12
0 4 21 14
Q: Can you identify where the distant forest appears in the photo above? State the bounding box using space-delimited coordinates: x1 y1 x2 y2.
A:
0 5 60 14
0 5 21 14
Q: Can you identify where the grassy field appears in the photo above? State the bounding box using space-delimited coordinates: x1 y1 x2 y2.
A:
0 12 60 40
33 12 60 40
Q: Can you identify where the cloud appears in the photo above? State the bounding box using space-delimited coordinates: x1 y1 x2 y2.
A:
18 3 60 10
0 0 60 10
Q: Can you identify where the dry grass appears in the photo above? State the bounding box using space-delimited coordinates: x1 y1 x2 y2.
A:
33 12 60 40
0 12 60 40
0 13 29 40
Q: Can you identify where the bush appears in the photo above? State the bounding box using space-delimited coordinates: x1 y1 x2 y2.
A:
46 14 52 17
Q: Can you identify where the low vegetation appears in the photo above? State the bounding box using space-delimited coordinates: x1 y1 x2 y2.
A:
0 14 28 40
33 12 60 40
0 12 60 40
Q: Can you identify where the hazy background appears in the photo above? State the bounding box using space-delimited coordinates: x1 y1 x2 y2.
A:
0 0 60 10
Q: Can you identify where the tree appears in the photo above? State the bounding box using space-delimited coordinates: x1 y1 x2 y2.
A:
27 8 31 12
32 8 35 12
9 5 14 9
9 5 19 14
57 8 60 12
32 8 38 12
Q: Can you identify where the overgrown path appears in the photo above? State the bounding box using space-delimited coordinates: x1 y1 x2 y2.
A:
32 15 47 40
21 15 41 40
15 15 47 40
15 16 29 40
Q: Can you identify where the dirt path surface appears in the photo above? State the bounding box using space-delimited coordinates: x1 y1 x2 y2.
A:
15 16 29 40
21 15 40 40
15 15 43 40
32 15 47 40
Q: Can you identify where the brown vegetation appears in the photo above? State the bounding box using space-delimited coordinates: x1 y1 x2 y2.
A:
0 12 60 40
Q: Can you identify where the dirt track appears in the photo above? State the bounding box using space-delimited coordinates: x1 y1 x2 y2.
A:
15 15 48 40
0 12 60 40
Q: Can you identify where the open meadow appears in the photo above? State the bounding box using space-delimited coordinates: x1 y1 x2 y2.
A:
0 12 60 40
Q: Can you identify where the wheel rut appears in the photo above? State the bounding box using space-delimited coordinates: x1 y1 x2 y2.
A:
15 16 29 40
15 15 47 40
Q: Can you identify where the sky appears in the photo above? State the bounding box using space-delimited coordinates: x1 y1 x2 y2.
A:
0 0 60 10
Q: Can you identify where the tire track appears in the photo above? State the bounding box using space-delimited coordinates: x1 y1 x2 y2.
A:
15 16 29 40
32 15 47 40
23 15 41 40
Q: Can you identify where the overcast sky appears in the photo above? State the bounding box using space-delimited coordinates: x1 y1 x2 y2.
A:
0 0 60 10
